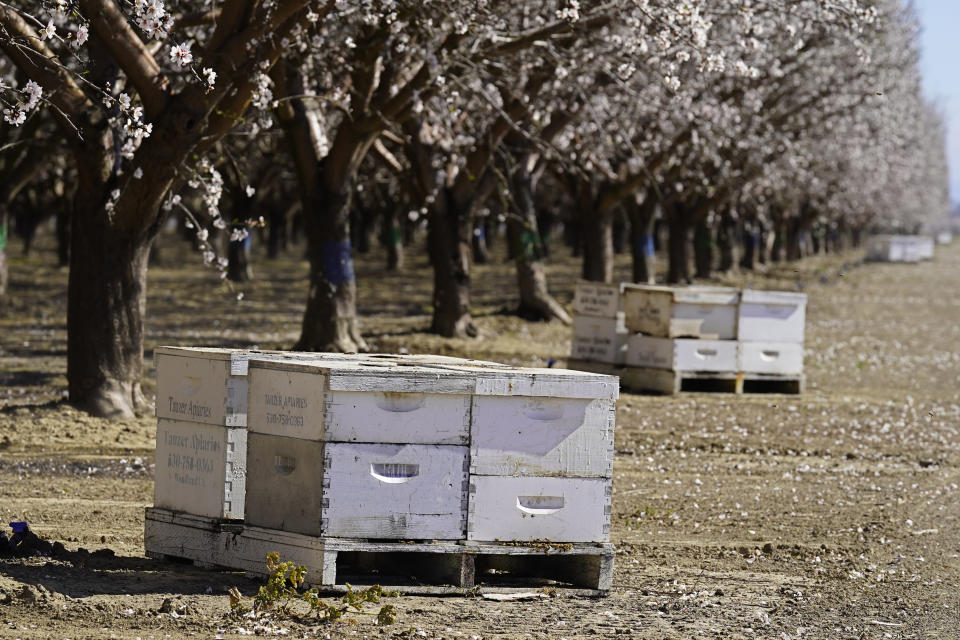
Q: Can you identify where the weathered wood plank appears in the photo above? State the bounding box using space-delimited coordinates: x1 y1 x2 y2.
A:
470 397 614 478
467 476 611 543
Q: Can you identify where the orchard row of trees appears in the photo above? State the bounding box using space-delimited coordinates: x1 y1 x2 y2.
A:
0 0 949 417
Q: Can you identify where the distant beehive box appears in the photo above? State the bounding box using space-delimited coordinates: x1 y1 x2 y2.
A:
154 347 361 427
622 285 739 339
153 417 247 520
737 290 806 343
738 342 804 375
571 314 628 364
573 282 623 317
866 235 933 263
624 335 737 372
936 231 953 245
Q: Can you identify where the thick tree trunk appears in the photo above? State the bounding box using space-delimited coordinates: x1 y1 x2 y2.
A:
267 203 289 259
279 70 371 352
296 180 368 352
227 234 253 281
786 218 803 261
56 211 70 267
429 188 477 337
740 222 758 270
508 157 571 324
612 209 628 254
67 194 153 419
581 187 614 283
627 196 656 284
693 216 714 279
667 206 692 284
384 207 404 271
771 217 786 263
472 222 490 265
717 209 737 272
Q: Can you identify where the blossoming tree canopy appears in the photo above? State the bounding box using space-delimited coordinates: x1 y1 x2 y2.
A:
0 0 948 417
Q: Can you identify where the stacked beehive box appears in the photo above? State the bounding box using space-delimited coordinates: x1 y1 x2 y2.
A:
567 284 806 394
151 348 366 523
570 282 627 365
146 350 618 593
866 235 935 262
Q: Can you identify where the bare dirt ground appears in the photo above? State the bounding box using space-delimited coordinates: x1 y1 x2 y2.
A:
1 227 959 639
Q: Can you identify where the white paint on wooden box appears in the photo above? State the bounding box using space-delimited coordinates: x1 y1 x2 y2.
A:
247 363 472 444
622 285 739 339
573 282 622 317
571 314 627 364
738 342 804 375
470 396 614 478
153 418 246 520
155 347 365 427
625 335 737 372
936 232 952 245
737 290 806 343
244 434 467 539
323 442 468 539
418 363 620 400
468 476 610 542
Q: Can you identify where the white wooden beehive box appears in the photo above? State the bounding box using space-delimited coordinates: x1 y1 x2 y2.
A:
936 231 952 245
244 437 469 539
155 347 364 427
573 282 623 317
153 417 247 520
625 335 737 372
622 285 739 339
467 476 610 542
246 359 475 445
460 365 618 479
738 342 804 375
914 236 934 260
737 290 806 343
571 313 628 364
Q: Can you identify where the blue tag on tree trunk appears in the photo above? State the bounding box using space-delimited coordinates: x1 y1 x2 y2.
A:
321 241 355 285
644 235 655 257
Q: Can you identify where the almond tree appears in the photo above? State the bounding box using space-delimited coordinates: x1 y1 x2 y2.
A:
0 0 328 417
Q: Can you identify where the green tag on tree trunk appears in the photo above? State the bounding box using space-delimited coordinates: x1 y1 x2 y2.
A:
0 222 7 252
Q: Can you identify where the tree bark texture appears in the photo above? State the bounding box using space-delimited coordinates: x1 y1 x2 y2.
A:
717 209 737 272
384 207 404 271
693 216 714 279
667 205 692 284
428 188 477 337
627 196 657 284
508 156 571 324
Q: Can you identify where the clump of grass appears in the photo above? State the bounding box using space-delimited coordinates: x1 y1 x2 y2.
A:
229 552 397 625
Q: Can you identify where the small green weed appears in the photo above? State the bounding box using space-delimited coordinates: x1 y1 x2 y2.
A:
229 552 398 625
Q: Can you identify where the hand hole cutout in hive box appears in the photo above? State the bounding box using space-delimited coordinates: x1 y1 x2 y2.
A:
516 496 565 515
522 399 565 421
375 392 426 413
370 463 420 483
695 348 718 358
761 350 780 361
274 455 296 475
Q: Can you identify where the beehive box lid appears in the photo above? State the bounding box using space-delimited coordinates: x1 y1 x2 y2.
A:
415 362 620 400
154 347 364 375
740 289 807 305
623 284 739 305
247 358 479 394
